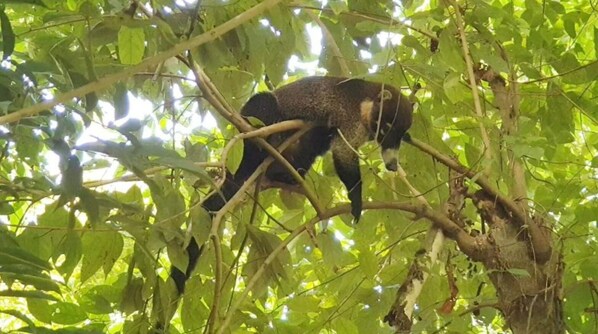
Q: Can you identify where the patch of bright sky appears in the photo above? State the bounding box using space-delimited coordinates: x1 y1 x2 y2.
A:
286 23 323 74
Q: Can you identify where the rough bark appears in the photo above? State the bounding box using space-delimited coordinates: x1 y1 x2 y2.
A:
472 191 563 333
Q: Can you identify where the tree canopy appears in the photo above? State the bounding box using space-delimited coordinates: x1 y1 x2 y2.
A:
0 0 597 333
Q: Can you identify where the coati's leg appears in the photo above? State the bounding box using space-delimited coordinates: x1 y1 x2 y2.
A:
329 125 368 221
266 126 334 184
332 144 362 221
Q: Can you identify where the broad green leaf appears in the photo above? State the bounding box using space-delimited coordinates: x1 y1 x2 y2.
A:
0 290 58 301
504 268 531 277
286 295 320 313
0 271 60 292
442 72 469 104
51 302 87 325
119 278 144 315
181 278 210 331
358 248 378 278
333 318 359 334
0 246 50 270
118 26 145 65
80 230 123 283
226 130 243 175
27 299 53 323
0 8 15 60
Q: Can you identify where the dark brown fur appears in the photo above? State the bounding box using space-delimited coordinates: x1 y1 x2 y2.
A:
171 76 413 294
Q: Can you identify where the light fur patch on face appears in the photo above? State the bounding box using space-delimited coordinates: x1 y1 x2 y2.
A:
378 89 392 101
360 99 374 126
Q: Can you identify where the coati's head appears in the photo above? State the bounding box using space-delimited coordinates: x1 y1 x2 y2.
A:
360 84 413 171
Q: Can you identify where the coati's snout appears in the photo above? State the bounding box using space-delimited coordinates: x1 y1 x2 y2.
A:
381 148 399 171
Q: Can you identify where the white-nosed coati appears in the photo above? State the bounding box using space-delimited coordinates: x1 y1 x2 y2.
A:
171 76 414 294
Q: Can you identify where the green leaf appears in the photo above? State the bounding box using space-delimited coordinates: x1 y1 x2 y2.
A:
0 201 14 214
316 232 345 269
190 199 211 248
442 72 469 104
358 249 378 278
166 238 188 275
0 289 58 301
118 26 145 65
540 82 574 144
80 230 124 283
27 299 54 323
437 27 465 72
181 279 210 331
245 225 291 288
6 0 49 7
55 230 82 279
0 246 51 270
332 317 359 334
120 278 143 315
226 133 244 175
505 268 531 277
286 295 320 313
51 302 87 325
562 12 578 38
0 271 60 292
0 8 15 60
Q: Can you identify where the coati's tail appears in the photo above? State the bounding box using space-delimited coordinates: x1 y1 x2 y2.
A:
170 171 241 294
171 238 202 294
170 93 278 293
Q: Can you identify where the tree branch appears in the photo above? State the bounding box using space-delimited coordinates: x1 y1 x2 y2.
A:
0 0 284 124
446 0 494 173
218 199 485 333
406 135 551 263
474 65 552 264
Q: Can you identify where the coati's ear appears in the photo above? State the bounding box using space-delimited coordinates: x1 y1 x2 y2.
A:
378 89 393 101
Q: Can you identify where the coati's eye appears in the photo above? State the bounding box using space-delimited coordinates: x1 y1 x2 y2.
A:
379 89 392 101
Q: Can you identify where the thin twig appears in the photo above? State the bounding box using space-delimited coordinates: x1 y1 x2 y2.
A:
447 0 493 173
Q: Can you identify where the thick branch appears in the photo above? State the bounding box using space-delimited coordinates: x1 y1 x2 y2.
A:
474 66 552 264
407 137 551 263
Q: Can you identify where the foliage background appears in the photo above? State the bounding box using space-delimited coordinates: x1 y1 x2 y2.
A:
0 0 596 333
